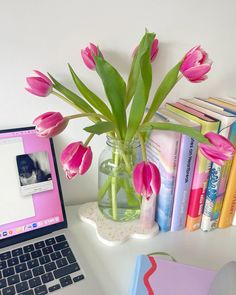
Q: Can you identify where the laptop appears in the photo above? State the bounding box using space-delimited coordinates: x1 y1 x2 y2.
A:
0 126 102 295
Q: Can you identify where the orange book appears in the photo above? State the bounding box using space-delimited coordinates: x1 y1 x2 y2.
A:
218 154 236 228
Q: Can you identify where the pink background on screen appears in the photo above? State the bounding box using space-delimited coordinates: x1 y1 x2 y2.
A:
0 129 64 237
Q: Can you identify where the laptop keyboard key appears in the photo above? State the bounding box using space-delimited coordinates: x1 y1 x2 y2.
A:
41 272 53 284
7 258 19 267
73 274 85 282
23 245 34 253
0 279 7 289
19 254 30 263
44 262 56 272
45 238 56 246
48 284 60 293
0 252 11 261
31 250 42 259
60 275 72 287
21 290 34 295
34 241 45 249
2 286 15 295
15 281 29 293
12 248 23 257
29 277 41 288
61 248 76 264
56 258 68 268
42 247 53 255
32 266 44 277
55 235 66 243
15 263 27 273
34 285 48 295
39 256 50 265
2 268 14 278
50 252 61 261
27 259 39 269
7 274 19 286
20 270 33 281
53 241 69 252
53 263 80 279
0 262 6 271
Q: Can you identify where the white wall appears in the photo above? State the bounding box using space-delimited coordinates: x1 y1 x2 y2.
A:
0 0 236 205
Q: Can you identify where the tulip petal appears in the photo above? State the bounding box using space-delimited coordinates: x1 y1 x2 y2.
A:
205 132 235 152
142 163 152 198
81 49 96 70
149 162 161 196
181 49 203 72
133 162 145 195
34 70 52 85
79 147 93 175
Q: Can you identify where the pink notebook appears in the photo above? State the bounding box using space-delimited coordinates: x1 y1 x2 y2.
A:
130 255 216 295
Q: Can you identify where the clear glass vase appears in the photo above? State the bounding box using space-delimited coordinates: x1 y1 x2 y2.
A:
98 136 141 222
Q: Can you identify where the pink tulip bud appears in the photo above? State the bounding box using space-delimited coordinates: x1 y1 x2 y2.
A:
180 46 212 83
33 112 69 138
25 70 53 97
60 142 92 179
81 43 103 70
132 38 159 63
199 132 235 166
133 161 161 199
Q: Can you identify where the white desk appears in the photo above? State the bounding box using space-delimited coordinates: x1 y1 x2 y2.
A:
66 205 236 295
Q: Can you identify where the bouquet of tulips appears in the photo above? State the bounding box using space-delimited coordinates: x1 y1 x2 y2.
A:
25 30 235 227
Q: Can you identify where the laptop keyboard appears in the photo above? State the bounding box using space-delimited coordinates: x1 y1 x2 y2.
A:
0 235 84 294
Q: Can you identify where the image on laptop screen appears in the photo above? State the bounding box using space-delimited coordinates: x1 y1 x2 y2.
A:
0 127 65 241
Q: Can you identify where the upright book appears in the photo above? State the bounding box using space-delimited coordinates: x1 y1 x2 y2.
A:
166 102 220 231
178 98 236 231
129 255 216 295
146 112 181 232
158 108 199 231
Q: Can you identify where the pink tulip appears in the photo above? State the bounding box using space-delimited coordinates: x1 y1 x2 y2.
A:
25 70 53 97
132 38 159 63
60 142 92 179
133 161 161 199
81 43 103 70
33 112 69 137
180 46 212 83
199 132 235 165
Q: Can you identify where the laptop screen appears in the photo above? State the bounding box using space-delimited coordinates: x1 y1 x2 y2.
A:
0 127 65 243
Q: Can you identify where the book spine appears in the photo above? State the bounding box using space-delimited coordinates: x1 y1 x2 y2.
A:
171 135 198 231
166 103 219 231
146 130 181 232
218 154 236 227
218 124 236 228
200 127 235 232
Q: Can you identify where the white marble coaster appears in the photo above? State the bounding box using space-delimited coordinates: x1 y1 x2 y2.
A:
78 202 159 246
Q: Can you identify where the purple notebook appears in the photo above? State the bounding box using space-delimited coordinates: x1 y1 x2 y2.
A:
130 255 216 295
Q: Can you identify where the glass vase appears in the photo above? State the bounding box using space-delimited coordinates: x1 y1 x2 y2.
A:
98 136 141 222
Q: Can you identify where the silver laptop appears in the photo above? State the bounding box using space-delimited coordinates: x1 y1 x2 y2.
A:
0 126 102 295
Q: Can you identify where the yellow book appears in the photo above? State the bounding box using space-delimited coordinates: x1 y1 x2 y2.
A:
206 97 236 113
218 153 236 228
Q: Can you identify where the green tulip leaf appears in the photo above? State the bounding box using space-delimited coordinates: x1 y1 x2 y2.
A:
94 56 127 139
68 64 113 121
49 74 99 123
140 122 209 143
144 61 182 123
125 32 155 107
84 121 115 135
125 33 155 142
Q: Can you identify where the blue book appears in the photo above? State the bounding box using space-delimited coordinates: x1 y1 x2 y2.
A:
146 112 181 232
158 108 199 231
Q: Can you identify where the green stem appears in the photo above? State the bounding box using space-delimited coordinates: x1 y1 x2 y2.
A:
111 150 119 220
138 133 147 161
52 90 84 113
84 133 94 146
67 113 108 121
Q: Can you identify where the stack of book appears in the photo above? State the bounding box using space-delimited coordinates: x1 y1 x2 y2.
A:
146 97 236 232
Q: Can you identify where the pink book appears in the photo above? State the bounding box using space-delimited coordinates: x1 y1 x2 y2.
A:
129 255 216 295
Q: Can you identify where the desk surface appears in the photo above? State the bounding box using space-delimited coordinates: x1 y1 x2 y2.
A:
66 205 236 295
